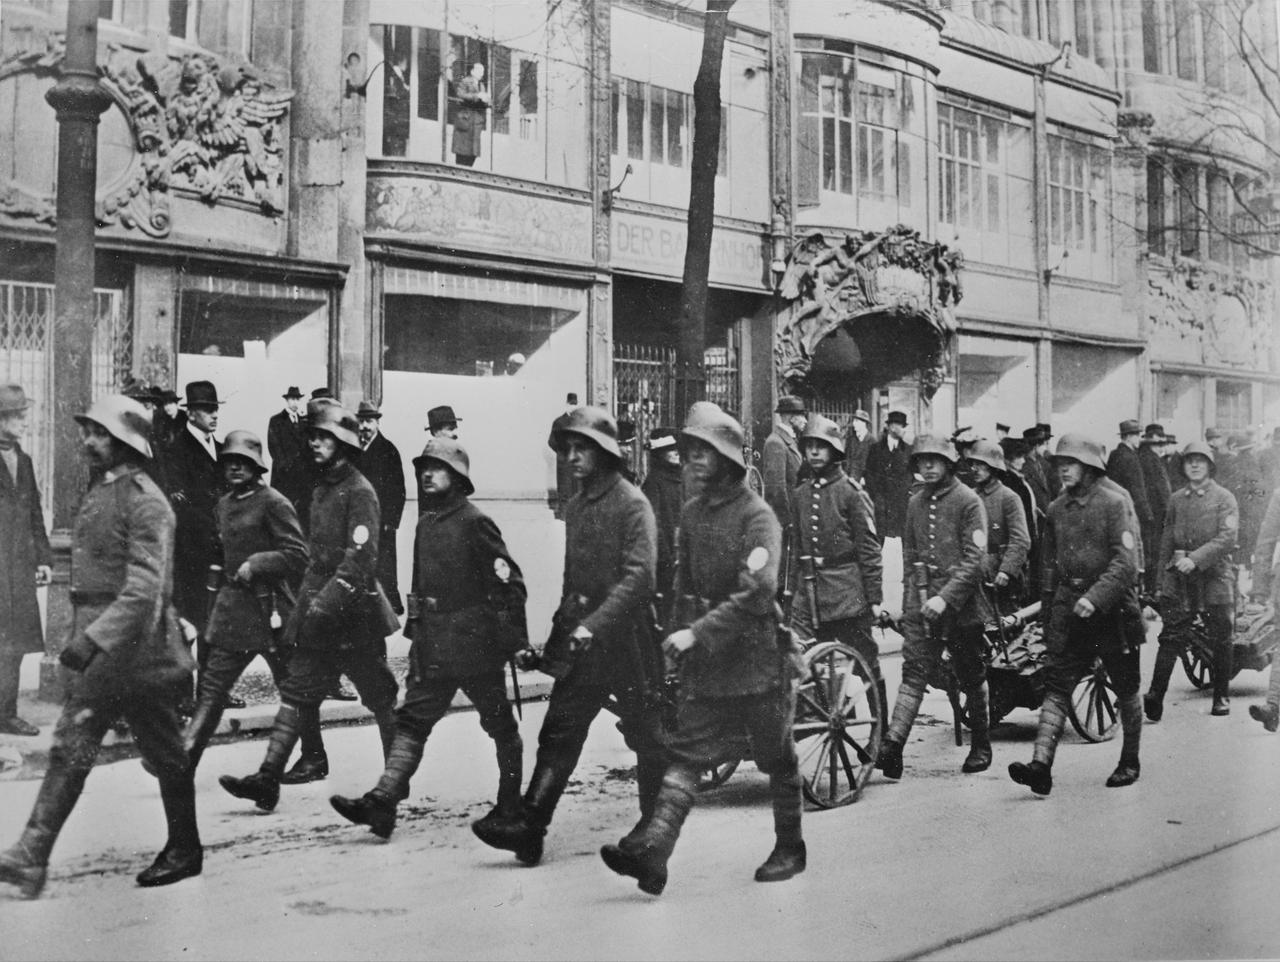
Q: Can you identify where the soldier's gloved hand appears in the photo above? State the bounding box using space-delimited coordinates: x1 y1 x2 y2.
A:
513 647 541 671
663 628 696 659
568 625 594 654
923 595 947 622
59 636 101 672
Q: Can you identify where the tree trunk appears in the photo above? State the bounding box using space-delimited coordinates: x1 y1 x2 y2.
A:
673 0 735 422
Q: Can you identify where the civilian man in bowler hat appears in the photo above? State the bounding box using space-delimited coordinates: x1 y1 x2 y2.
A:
427 405 461 440
865 410 914 540
1021 425 1053 517
268 387 311 511
357 400 407 615
1138 424 1173 596
843 408 873 484
1107 421 1154 548
165 380 230 709
762 395 807 531
0 385 52 736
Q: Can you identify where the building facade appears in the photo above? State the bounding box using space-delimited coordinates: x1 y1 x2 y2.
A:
1 0 1277 536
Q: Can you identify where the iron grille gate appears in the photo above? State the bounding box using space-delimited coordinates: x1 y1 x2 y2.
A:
613 339 741 485
0 281 132 519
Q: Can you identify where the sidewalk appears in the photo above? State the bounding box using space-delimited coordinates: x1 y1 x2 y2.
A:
0 622 903 781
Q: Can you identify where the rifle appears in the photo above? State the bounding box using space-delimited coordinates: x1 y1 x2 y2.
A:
509 659 523 720
799 553 821 635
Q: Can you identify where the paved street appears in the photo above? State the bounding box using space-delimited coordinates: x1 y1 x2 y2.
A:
1 642 1278 961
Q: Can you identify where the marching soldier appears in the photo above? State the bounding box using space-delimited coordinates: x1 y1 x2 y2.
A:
789 415 885 720
0 396 201 898
875 435 992 779
472 407 663 867
1143 441 1239 720
219 404 400 813
330 438 527 839
1009 434 1143 796
600 403 803 896
965 440 1031 614
180 431 308 771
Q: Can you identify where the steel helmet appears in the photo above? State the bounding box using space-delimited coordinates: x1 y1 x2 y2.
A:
74 394 153 459
412 437 475 495
551 406 622 459
1052 433 1107 472
219 430 267 470
308 403 360 449
909 434 958 467
800 414 845 456
681 402 746 471
965 439 1006 473
1181 440 1216 468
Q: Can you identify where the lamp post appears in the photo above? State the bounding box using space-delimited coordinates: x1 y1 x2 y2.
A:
40 1 111 701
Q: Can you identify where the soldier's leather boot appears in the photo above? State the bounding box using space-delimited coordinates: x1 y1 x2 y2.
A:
279 704 327 784
1249 703 1280 732
375 708 398 761
329 792 397 839
473 734 524 828
875 678 889 735
1211 643 1233 716
617 753 668 854
1144 645 1179 722
1007 760 1053 796
218 771 280 811
1105 694 1142 788
371 731 427 807
280 753 329 784
0 756 93 898
961 683 993 774
219 705 298 810
138 776 203 887
183 699 223 772
754 771 806 883
472 756 570 866
600 765 699 896
875 739 904 780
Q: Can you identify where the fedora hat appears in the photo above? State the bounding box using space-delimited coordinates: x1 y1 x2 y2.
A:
853 409 871 424
310 387 334 400
282 386 304 400
1118 419 1141 436
0 384 33 415
355 399 383 420
886 410 908 426
181 380 225 408
427 405 462 431
157 387 180 404
647 427 678 451
775 395 806 416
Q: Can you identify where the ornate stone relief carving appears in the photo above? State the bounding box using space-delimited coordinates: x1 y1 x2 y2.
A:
0 38 293 237
1147 258 1274 368
774 224 963 399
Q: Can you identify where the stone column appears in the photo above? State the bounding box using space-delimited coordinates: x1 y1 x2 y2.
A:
587 0 613 409
40 1 112 701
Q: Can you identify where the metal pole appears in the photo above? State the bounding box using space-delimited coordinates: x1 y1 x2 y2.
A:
40 1 111 701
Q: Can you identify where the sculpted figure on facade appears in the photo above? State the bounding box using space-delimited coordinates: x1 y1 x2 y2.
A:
1147 261 1274 368
0 41 294 237
775 225 961 399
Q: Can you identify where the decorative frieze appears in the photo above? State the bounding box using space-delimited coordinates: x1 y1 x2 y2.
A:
1146 258 1274 369
775 224 963 398
0 40 294 237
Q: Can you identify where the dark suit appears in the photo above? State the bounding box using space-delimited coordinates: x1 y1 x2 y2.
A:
1106 443 1154 530
865 435 914 539
360 431 407 613
267 410 310 510
164 426 226 636
843 428 872 483
0 444 51 720
1138 443 1172 594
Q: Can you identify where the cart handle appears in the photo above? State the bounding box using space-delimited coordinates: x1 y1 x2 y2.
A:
999 601 1041 630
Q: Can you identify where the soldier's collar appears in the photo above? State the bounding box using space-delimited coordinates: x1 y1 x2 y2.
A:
317 459 354 485
581 468 622 502
701 476 745 507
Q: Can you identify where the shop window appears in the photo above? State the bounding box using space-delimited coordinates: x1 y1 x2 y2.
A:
957 335 1036 437
1052 344 1137 437
1216 380 1252 432
1156 372 1201 441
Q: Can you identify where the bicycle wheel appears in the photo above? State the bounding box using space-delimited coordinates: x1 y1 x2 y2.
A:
1067 657 1119 743
794 641 882 808
1181 645 1213 689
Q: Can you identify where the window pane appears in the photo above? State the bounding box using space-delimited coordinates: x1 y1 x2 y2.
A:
797 58 821 206
1147 159 1165 254
822 118 836 191
1074 0 1091 57
610 79 619 156
626 80 645 162
898 139 911 208
382 25 412 157
666 93 685 168
169 0 190 38
491 47 511 135
1174 0 1197 80
416 28 441 121
649 86 665 163
1142 0 1161 72
987 172 1000 230
839 120 852 194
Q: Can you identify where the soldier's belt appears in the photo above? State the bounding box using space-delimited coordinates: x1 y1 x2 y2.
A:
70 590 116 606
812 552 857 569
1059 577 1092 591
419 596 481 614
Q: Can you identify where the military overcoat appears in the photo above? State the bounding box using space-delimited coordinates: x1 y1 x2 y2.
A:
789 466 882 625
1158 480 1239 607
901 475 988 627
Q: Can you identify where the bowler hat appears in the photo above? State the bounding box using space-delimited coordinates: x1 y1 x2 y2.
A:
999 437 1028 460
1036 423 1053 438
886 410 908 426
220 430 267 470
1118 419 1141 436
427 405 461 431
355 400 383 420
282 386 304 399
1142 423 1166 440
647 427 678 451
181 380 225 408
775 395 806 416
1165 433 1178 444
0 384 34 414
1205 426 1224 441
310 387 334 400
1022 426 1046 443
157 387 180 404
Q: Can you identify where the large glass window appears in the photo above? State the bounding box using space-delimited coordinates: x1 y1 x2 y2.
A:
1052 344 1137 438
957 335 1037 437
1173 0 1198 81
1216 379 1253 432
367 2 588 189
610 79 699 172
1047 133 1110 278
1173 160 1201 257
